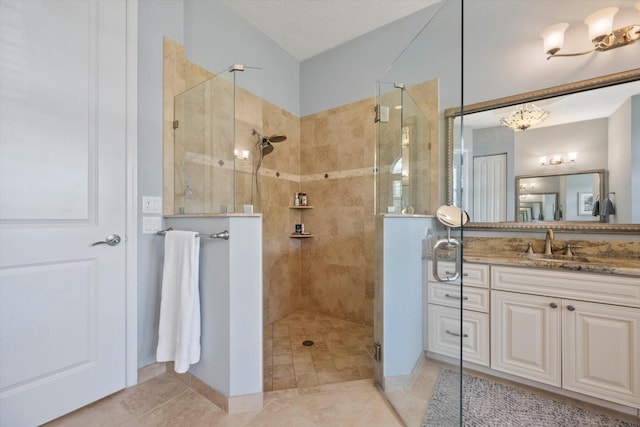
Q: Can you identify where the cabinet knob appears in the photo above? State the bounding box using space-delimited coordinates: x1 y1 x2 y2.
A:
549 302 558 309
567 305 576 311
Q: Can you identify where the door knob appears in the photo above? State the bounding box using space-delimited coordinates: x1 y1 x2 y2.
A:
91 234 122 246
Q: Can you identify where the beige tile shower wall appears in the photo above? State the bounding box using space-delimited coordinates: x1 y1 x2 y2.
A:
299 99 377 326
261 101 303 325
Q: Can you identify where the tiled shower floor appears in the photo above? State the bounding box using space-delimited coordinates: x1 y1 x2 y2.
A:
263 311 375 391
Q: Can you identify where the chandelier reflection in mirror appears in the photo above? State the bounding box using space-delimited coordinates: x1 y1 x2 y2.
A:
500 104 550 131
540 4 640 60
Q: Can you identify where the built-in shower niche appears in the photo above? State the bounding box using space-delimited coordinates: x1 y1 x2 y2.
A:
376 80 439 216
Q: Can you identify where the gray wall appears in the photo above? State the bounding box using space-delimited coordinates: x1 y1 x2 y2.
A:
300 0 640 116
300 3 449 117
515 118 609 175
138 0 184 368
183 1 300 116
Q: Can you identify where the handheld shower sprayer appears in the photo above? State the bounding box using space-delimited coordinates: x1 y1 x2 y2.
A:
249 129 287 210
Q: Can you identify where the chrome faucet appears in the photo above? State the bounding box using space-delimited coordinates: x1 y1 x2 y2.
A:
544 229 554 255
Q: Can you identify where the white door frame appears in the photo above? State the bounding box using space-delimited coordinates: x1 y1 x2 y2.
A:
125 0 139 387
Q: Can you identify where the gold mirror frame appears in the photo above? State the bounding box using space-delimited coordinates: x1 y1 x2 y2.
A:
444 68 640 234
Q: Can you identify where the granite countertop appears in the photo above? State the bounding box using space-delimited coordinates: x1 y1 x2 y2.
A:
462 251 640 278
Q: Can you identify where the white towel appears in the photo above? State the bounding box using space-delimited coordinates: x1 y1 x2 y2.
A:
156 230 201 373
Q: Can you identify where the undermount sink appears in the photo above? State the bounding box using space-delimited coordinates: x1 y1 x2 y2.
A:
517 253 592 263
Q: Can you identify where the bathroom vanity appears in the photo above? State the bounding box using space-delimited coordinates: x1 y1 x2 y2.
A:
425 253 640 412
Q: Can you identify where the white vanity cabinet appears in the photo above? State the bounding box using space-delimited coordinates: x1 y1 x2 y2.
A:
491 265 640 409
491 290 561 386
425 262 490 366
563 299 640 409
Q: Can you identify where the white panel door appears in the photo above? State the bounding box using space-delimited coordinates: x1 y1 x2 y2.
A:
473 154 506 222
491 291 561 386
563 300 640 408
0 1 128 425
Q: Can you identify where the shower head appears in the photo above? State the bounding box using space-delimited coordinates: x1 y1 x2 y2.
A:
260 140 274 155
264 134 287 143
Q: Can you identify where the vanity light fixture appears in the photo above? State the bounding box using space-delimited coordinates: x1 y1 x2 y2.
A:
539 152 578 166
540 5 640 59
500 104 550 131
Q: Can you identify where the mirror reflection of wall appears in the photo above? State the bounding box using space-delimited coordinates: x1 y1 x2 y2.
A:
517 172 603 222
454 81 640 224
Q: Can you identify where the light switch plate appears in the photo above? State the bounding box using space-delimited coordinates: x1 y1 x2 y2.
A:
142 216 162 234
142 196 162 214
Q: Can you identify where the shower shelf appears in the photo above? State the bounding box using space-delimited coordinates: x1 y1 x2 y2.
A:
289 233 313 238
289 206 314 209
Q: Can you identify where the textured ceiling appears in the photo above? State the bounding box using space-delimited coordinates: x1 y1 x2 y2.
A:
223 0 441 61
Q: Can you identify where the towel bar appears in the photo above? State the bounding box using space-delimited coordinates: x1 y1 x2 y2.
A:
157 227 229 240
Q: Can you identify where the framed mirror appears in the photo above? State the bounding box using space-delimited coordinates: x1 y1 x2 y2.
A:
516 170 603 223
445 68 640 233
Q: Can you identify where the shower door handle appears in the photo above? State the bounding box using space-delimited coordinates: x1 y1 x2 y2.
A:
432 238 461 283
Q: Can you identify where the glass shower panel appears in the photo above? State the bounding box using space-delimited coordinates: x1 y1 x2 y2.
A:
376 82 403 215
375 0 463 426
231 66 263 212
376 84 433 216
174 68 235 214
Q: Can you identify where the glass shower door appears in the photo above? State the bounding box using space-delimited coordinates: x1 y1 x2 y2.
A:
375 1 464 425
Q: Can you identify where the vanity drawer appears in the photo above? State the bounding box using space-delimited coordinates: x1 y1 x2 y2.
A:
427 304 489 367
428 282 489 312
428 262 489 288
492 266 640 308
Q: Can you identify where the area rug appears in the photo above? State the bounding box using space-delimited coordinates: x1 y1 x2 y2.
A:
423 369 639 427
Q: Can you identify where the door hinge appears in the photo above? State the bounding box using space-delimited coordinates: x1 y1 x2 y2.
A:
374 104 389 123
173 120 179 129
373 343 382 362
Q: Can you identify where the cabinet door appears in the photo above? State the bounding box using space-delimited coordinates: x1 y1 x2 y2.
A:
491 291 561 386
563 300 640 409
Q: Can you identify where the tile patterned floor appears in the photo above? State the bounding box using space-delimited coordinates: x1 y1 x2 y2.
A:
42 352 639 427
44 374 402 427
263 311 375 392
